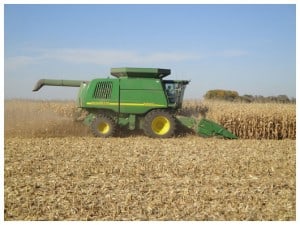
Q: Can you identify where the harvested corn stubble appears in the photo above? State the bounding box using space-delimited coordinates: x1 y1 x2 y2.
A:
4 137 295 220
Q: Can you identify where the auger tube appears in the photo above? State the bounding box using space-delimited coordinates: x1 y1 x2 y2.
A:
32 79 84 91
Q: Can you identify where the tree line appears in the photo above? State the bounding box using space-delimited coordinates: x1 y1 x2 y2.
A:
204 89 295 103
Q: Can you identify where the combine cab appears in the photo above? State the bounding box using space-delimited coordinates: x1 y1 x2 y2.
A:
33 67 237 139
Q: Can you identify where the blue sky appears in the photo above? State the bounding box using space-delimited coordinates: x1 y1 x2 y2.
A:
4 4 296 100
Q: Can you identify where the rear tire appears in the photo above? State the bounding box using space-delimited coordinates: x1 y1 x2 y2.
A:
91 115 115 138
143 110 175 138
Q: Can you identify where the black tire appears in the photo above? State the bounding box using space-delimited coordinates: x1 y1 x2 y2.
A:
91 115 115 138
143 110 175 138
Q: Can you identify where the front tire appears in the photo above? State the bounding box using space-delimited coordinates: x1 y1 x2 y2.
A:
91 115 115 138
143 110 175 138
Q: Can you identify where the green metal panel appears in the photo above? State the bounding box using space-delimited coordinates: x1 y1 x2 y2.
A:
82 78 120 112
176 116 198 129
119 78 167 114
111 67 171 79
128 114 136 130
76 82 89 107
197 118 238 139
176 116 237 139
117 114 136 130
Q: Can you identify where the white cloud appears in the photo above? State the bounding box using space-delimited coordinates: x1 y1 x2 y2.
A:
5 48 248 72
5 48 201 71
44 49 201 65
39 49 137 65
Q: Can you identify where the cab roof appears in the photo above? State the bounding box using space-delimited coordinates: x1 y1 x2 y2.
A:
111 67 171 79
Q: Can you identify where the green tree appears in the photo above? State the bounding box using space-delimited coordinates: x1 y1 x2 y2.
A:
204 89 239 101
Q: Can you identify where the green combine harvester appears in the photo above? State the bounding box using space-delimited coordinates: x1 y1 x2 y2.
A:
33 67 237 139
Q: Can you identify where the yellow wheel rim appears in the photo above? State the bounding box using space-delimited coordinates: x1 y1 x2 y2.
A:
151 116 170 135
98 122 110 134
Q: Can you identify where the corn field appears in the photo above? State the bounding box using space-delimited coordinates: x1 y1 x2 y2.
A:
4 100 296 220
182 100 296 140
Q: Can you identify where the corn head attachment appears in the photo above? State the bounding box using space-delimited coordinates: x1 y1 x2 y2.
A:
176 116 237 139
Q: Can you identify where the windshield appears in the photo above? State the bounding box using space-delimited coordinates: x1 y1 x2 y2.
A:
163 80 189 107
